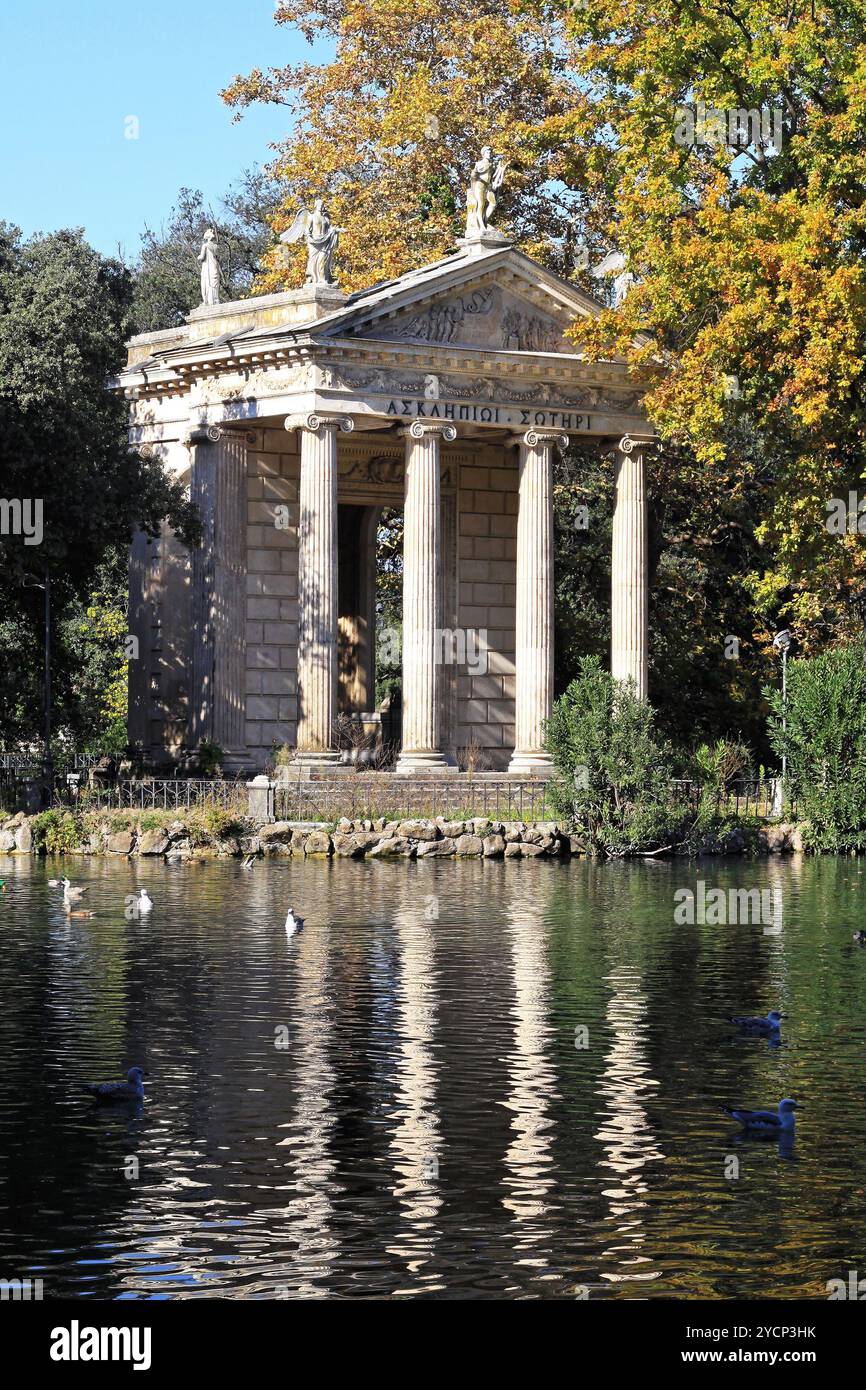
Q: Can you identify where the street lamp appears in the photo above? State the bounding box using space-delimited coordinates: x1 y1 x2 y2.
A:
772 628 792 785
22 569 52 795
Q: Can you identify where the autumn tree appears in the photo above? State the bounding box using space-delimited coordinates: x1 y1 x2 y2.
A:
221 0 586 290
536 0 866 648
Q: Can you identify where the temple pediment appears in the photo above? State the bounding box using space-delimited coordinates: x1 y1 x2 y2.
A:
312 246 599 357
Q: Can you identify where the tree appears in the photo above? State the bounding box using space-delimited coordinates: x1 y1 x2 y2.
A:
535 0 866 648
221 0 586 291
131 174 280 333
0 225 198 750
767 640 866 849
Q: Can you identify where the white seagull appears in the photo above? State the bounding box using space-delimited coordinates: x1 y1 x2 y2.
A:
285 906 305 937
137 888 153 914
722 1098 802 1133
728 1009 786 1035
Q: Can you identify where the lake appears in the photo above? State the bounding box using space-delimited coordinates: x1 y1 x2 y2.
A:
0 853 864 1300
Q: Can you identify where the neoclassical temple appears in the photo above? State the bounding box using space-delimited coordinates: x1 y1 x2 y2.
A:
116 205 653 774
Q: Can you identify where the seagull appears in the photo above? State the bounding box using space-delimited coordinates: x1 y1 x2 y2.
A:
722 1098 801 1133
242 852 258 869
83 1066 146 1103
285 906 305 936
137 888 153 914
728 1010 786 1035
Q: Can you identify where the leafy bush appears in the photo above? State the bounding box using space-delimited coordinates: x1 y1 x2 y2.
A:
30 810 82 854
186 804 244 843
545 656 690 856
767 641 866 850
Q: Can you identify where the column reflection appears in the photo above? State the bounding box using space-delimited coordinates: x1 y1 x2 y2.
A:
385 879 443 1289
594 967 663 1286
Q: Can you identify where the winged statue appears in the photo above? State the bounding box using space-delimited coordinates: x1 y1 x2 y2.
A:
590 250 636 308
280 200 343 285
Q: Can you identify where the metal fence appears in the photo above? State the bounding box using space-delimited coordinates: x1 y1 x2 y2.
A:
59 779 249 814
273 776 555 824
670 779 789 818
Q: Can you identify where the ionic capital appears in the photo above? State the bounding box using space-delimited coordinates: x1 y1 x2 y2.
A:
183 424 223 446
285 413 355 435
401 420 457 443
617 433 656 456
507 430 569 452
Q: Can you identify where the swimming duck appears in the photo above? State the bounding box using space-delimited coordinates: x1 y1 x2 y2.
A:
242 852 258 869
722 1098 801 1132
137 888 153 914
285 906 305 936
84 1066 146 1103
61 877 88 906
728 1010 786 1035
853 930 866 944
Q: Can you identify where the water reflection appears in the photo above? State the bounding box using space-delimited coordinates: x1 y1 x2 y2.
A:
1 854 866 1298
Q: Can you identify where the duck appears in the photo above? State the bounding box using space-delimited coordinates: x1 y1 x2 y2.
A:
83 1066 146 1103
61 878 94 917
853 930 866 944
285 905 305 936
241 852 258 869
722 1098 801 1133
137 888 153 914
728 1010 786 1035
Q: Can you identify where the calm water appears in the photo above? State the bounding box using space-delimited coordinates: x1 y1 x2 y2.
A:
0 853 865 1300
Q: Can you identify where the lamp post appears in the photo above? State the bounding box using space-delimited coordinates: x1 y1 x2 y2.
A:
772 628 792 785
22 569 52 795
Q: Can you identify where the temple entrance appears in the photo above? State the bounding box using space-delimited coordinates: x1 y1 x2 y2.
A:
336 502 402 763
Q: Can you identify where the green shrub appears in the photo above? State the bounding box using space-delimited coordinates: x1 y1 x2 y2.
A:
30 810 83 854
767 640 866 850
186 804 244 843
545 656 690 856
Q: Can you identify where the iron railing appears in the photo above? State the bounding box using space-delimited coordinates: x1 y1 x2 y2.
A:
272 776 554 824
58 779 249 813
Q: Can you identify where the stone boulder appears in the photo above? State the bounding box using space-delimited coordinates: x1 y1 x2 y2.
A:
304 830 333 856
107 830 134 855
138 829 169 856
259 821 293 845
519 842 546 857
0 830 16 852
758 823 795 854
454 834 483 857
504 841 522 858
416 837 456 857
482 834 506 857
397 819 438 840
332 833 366 858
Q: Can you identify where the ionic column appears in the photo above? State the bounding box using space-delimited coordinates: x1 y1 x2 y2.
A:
507 430 567 775
188 425 247 762
293 412 353 759
395 420 456 773
611 434 651 700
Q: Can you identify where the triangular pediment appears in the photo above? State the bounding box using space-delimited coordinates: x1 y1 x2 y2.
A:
311 246 600 356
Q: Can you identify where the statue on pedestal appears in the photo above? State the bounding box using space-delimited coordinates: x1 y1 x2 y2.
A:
464 147 508 238
198 228 220 306
281 200 343 285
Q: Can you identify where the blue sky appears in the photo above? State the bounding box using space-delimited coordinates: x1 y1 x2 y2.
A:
0 0 310 260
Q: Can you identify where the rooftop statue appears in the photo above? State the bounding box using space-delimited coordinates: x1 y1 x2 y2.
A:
591 250 636 308
464 146 508 239
281 200 343 286
198 228 220 306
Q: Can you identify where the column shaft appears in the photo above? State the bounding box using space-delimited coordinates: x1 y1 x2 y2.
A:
296 415 350 756
508 431 564 774
396 421 455 772
611 435 650 700
189 428 247 758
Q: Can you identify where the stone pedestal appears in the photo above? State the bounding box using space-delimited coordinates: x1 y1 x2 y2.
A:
395 421 456 774
611 434 651 700
294 413 353 763
507 430 566 775
188 426 247 763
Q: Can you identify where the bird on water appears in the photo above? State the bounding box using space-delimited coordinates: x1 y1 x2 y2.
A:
83 1066 146 1103
285 906 305 936
722 1098 801 1133
728 1010 786 1036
